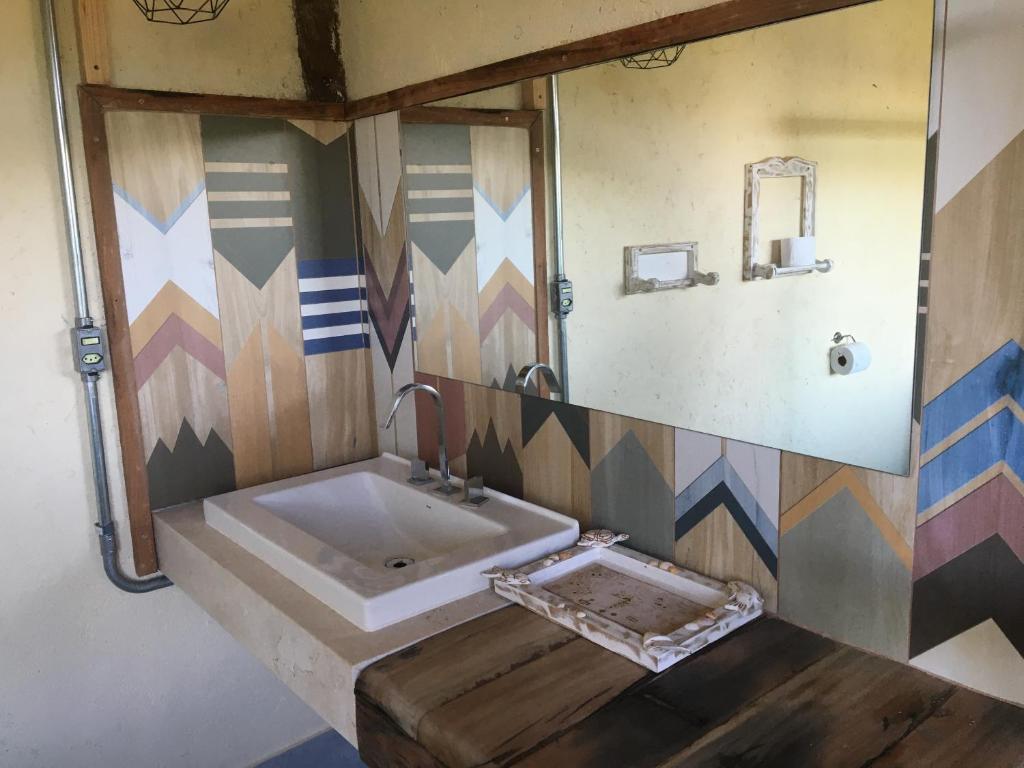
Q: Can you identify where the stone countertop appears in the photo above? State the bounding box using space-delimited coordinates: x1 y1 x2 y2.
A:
355 607 1024 768
153 503 507 745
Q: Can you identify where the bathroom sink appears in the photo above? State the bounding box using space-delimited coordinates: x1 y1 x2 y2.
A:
203 454 579 631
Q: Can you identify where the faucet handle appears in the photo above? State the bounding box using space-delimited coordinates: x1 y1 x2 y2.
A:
407 458 432 486
461 476 488 507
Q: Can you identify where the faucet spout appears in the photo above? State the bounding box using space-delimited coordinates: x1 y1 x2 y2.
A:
384 383 454 494
515 363 562 398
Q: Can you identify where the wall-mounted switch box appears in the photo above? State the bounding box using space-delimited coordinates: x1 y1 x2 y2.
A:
552 277 574 317
71 325 109 375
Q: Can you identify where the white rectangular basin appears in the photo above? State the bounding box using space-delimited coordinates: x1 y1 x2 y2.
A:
203 454 579 631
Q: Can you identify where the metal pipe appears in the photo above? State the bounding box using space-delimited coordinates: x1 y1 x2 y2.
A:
86 377 171 593
549 74 570 401
42 0 171 593
42 0 89 323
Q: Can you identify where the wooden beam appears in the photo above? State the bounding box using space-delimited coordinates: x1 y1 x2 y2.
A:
74 0 111 84
292 0 347 102
342 0 877 120
400 106 540 128
80 84 347 120
521 78 548 111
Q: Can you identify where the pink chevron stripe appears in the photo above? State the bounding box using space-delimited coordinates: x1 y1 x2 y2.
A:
134 314 227 389
365 246 410 353
479 283 535 339
913 474 1024 580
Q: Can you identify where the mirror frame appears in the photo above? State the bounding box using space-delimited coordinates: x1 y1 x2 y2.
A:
79 85 350 575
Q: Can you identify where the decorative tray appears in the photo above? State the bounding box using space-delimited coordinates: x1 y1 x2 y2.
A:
483 530 764 672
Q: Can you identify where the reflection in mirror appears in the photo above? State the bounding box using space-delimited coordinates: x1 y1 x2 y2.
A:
558 0 933 474
399 105 547 392
399 0 934 476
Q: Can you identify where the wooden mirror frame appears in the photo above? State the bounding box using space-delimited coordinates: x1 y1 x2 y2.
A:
78 0 881 575
79 86 349 575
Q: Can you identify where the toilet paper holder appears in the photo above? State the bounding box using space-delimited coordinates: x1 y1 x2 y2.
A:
830 332 871 376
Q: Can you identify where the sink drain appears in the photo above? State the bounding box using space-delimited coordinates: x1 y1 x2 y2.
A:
384 556 415 569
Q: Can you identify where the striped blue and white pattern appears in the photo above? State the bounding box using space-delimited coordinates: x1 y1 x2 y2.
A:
298 259 369 355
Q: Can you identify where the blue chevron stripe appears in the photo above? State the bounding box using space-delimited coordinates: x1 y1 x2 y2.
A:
675 456 778 573
918 407 1024 514
474 184 531 222
922 340 1024 454
113 182 205 235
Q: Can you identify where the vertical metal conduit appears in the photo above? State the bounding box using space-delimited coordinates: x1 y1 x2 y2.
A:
42 0 171 593
550 74 570 401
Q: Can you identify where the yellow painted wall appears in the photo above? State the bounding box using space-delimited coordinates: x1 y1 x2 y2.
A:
106 0 303 97
0 2 321 766
559 0 932 473
341 0 723 99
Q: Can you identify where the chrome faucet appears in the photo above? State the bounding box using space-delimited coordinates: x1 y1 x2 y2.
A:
515 363 562 398
383 383 458 496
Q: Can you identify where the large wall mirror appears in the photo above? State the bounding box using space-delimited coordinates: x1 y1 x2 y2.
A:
401 0 935 476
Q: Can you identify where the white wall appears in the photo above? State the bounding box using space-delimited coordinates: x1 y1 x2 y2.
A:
559 0 932 473
0 3 324 766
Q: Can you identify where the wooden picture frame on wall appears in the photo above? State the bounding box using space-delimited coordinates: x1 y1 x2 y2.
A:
399 106 551 384
79 86 352 575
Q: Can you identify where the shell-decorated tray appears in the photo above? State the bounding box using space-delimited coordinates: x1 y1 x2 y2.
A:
483 530 764 672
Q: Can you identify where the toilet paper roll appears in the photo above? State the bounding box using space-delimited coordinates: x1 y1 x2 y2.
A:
830 342 871 375
781 236 817 268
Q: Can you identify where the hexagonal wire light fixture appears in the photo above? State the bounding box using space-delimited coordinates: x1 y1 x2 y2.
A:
132 0 232 24
621 44 687 70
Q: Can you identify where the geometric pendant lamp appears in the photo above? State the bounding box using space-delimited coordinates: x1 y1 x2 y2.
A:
132 0 231 24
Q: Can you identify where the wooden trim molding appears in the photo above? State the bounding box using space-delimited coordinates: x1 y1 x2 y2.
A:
400 106 541 129
79 88 155 574
73 0 111 84
529 114 551 371
343 0 878 120
80 84 347 121
77 86 351 576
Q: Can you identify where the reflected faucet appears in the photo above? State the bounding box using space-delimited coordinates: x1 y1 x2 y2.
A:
383 383 457 496
515 363 563 399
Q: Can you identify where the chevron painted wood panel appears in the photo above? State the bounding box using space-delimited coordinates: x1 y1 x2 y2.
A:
357 113 417 458
107 111 236 510
471 125 537 390
905 0 1024 704
521 397 591 528
202 116 315 487
400 118 540 392
675 430 780 611
402 122 482 383
103 109 378 522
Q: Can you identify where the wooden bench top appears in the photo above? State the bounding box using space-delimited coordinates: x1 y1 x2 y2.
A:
356 606 1024 768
